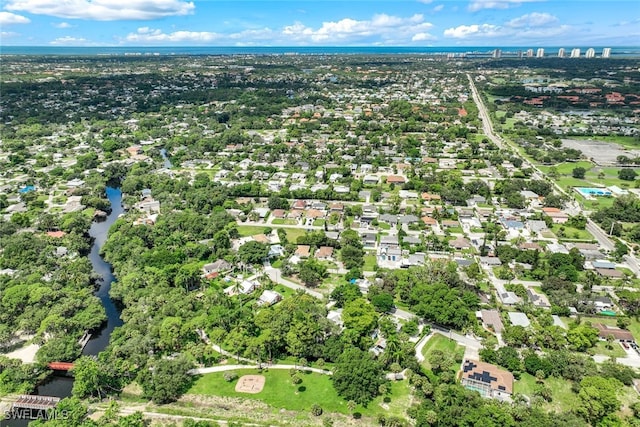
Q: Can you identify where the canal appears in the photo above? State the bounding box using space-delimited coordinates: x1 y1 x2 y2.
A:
36 187 125 399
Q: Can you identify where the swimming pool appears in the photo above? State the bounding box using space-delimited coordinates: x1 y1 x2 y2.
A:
575 187 612 197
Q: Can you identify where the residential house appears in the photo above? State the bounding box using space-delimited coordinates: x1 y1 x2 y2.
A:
295 245 311 258
480 256 502 266
363 175 380 185
461 360 513 401
527 288 551 308
386 175 406 185
268 245 285 258
495 283 520 305
257 290 282 306
202 260 232 275
224 280 260 296
542 207 569 224
476 309 505 334
591 260 616 270
403 236 421 246
316 246 334 260
593 323 634 342
450 237 472 250
526 220 548 234
272 209 287 219
379 214 398 225
398 215 419 225
361 232 377 249
508 312 531 328
380 235 399 249
441 219 460 228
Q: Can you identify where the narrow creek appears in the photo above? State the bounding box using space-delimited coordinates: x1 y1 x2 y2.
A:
36 187 124 398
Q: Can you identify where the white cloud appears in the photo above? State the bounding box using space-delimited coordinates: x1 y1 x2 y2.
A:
468 0 542 12
0 11 30 25
412 32 436 41
53 22 73 28
433 4 445 12
444 17 570 41
50 36 88 45
506 12 557 28
5 0 194 21
125 27 221 43
121 13 435 46
280 13 434 44
444 24 500 38
1 31 20 38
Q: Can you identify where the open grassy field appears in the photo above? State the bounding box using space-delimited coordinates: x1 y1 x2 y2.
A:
550 224 594 241
593 341 627 358
363 254 378 271
236 225 270 237
421 333 465 371
284 227 307 243
514 373 576 413
189 368 412 417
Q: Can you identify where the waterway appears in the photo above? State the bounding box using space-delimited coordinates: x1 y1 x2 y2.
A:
35 187 125 399
160 148 172 169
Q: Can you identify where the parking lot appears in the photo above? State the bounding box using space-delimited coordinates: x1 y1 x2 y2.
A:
562 138 640 165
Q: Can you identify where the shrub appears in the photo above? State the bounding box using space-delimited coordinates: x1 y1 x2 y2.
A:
311 404 323 416
223 371 238 382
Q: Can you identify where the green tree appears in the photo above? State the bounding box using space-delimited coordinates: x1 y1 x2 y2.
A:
237 241 268 265
576 376 622 425
567 323 600 352
138 356 195 403
342 298 379 338
618 168 637 181
572 167 586 179
332 347 385 405
299 258 328 288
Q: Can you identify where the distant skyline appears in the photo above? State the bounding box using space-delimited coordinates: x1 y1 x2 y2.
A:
1 0 639 47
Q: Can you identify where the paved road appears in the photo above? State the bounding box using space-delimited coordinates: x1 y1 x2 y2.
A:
468 72 639 278
414 332 434 362
593 354 640 368
467 73 505 151
264 266 324 299
586 219 616 252
191 364 333 375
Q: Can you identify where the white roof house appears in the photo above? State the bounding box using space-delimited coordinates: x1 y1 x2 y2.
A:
257 290 282 306
508 312 531 328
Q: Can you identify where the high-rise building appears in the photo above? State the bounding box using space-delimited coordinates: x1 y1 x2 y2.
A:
557 48 565 58
602 47 611 58
492 49 502 59
585 48 596 58
570 48 581 58
536 48 545 58
526 49 534 57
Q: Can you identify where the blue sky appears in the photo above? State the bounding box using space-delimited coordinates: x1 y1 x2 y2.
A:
1 0 638 47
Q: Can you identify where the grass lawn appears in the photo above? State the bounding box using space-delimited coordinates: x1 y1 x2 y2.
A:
273 284 297 300
514 373 576 412
284 227 307 243
550 224 594 241
236 225 269 237
313 219 326 227
363 254 378 271
421 333 465 371
189 369 412 417
378 222 391 230
593 341 627 358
